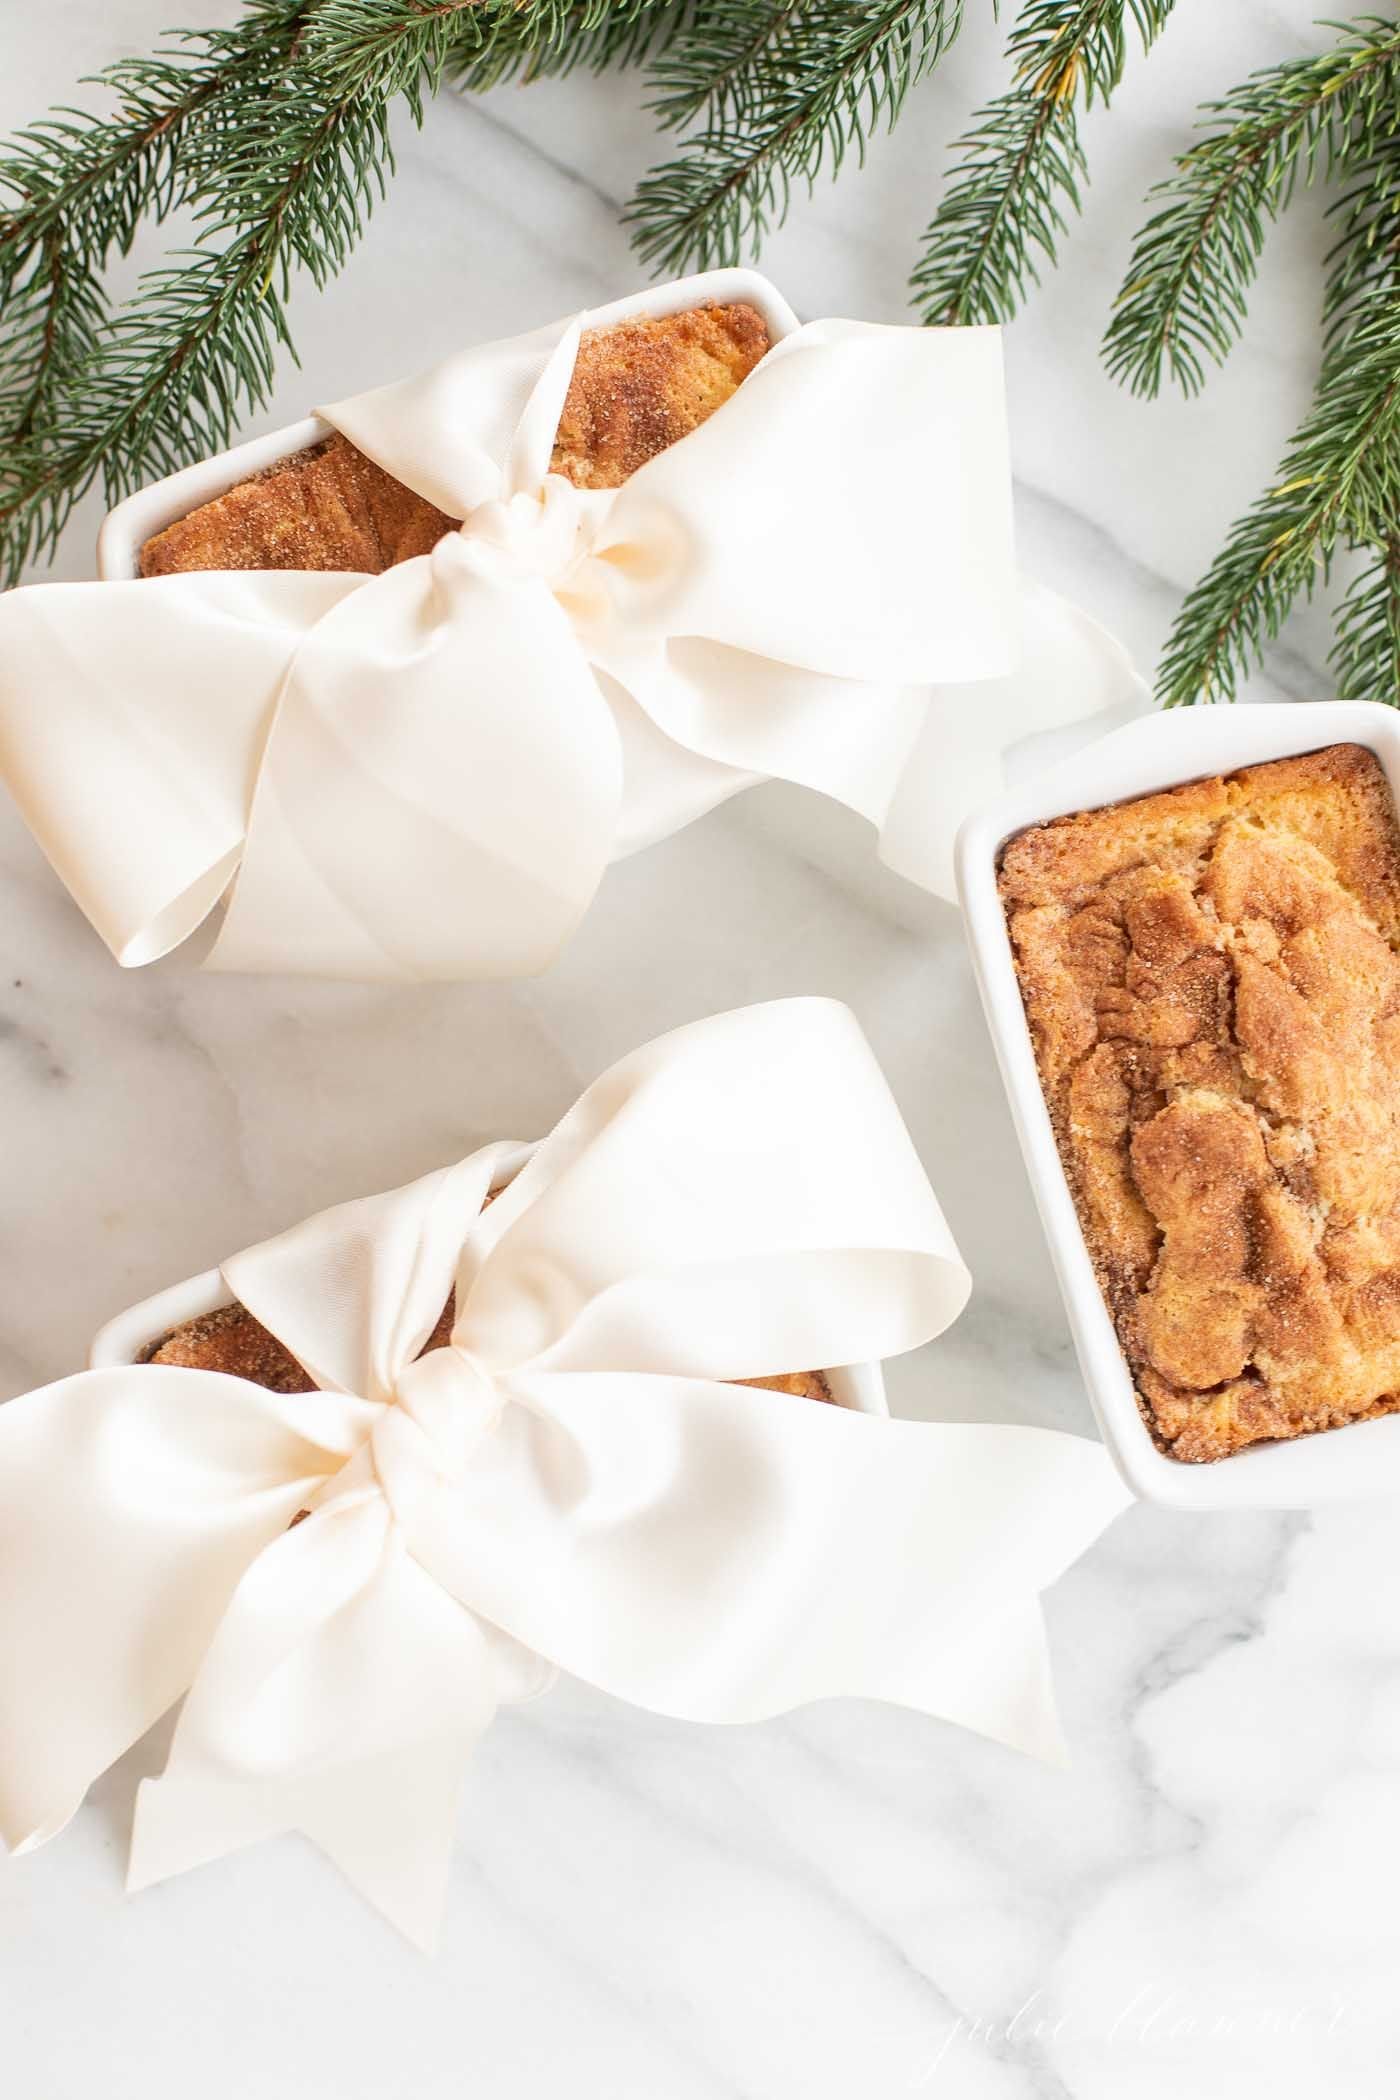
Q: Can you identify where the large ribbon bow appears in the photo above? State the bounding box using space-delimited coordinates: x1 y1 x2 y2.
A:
0 279 1134 978
0 1001 1128 1946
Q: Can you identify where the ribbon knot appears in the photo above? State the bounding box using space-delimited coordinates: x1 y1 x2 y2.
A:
452 475 594 584
443 473 617 641
372 1346 502 1519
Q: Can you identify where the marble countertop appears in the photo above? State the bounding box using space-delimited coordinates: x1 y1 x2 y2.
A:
1 6 1392 2096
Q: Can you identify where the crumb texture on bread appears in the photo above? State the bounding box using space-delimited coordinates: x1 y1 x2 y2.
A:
147 1297 835 1407
1000 743 1400 1462
139 301 771 579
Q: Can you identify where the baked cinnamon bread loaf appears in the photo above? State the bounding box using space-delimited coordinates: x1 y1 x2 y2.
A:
1000 743 1400 1463
139 302 771 578
145 1297 834 1406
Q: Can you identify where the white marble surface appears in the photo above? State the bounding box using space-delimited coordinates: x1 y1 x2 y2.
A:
2 6 1395 2096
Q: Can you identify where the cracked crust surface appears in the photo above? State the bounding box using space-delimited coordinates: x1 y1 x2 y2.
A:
146 1299 835 1407
999 742 1400 1463
138 301 772 578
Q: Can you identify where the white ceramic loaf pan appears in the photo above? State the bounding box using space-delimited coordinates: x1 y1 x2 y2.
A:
90 1141 888 1417
957 699 1400 1509
97 269 800 579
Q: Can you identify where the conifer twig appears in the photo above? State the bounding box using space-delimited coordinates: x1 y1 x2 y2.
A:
626 1 964 277
0 11 389 583
0 5 313 499
911 0 1174 327
1108 15 1400 707
1105 16 1400 397
1155 292 1400 707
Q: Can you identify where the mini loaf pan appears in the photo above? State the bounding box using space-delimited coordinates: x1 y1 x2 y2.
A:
91 1142 888 1418
97 268 801 581
956 699 1400 1510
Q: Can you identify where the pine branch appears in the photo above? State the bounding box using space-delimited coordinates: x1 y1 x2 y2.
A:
1104 16 1400 397
626 1 963 278
0 6 312 462
0 51 394 584
1115 16 1400 708
911 0 1173 327
1318 127 1400 706
1155 291 1400 707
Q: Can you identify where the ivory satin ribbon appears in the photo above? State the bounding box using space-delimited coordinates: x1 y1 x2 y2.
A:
0 280 1142 978
0 1001 1129 1946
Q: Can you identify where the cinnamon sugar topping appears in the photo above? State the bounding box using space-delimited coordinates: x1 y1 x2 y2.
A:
1000 742 1400 1462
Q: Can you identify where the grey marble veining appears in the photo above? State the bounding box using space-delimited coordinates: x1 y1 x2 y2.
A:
3 6 1397 2096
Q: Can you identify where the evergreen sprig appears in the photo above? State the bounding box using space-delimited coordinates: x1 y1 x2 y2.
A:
0 4 314 573
0 1 342 580
1155 293 1400 706
1104 16 1400 397
911 0 1174 326
2 104 396 582
1104 17 1400 708
625 1 964 277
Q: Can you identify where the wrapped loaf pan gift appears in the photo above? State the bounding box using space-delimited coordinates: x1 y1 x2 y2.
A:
0 270 1142 980
0 1000 1128 1947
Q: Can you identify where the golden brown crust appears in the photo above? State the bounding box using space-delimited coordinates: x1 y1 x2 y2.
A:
138 302 771 579
733 1370 836 1405
147 1299 835 1406
143 1301 318 1392
139 436 455 579
549 300 770 491
1000 743 1400 1463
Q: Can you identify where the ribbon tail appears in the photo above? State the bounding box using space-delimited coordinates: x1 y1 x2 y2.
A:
596 583 1145 913
129 1490 502 1950
0 572 360 966
417 1377 1131 1762
877 577 1151 902
130 1728 483 1954
597 665 759 861
0 1368 360 1854
906 1596 1065 1765
595 635 925 841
